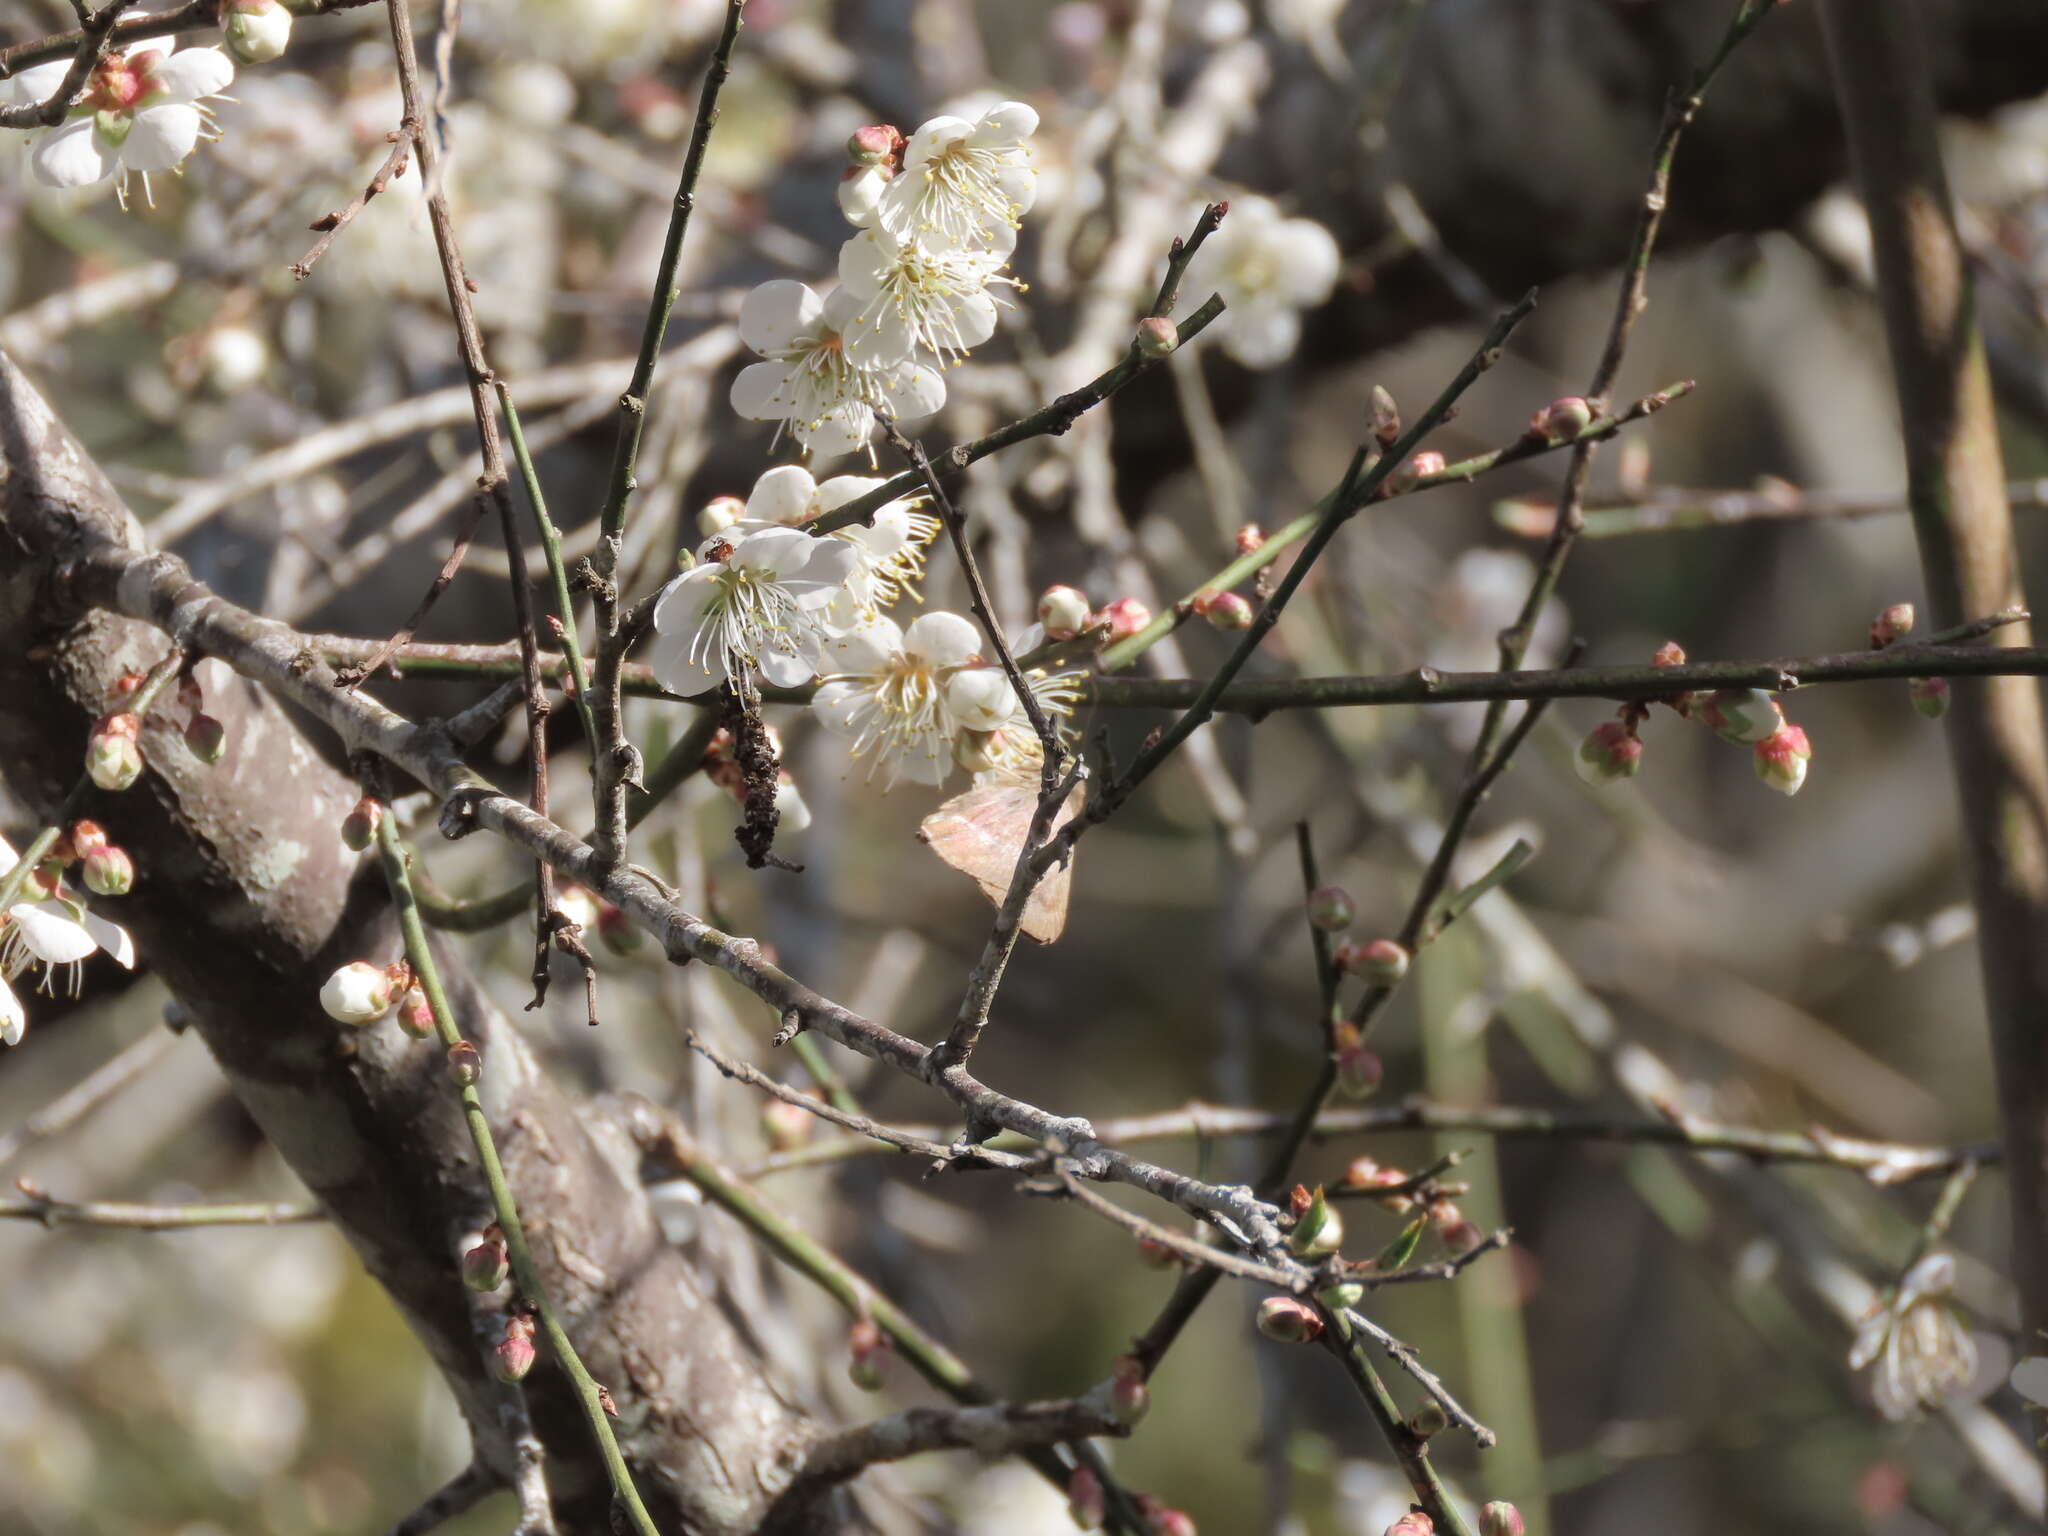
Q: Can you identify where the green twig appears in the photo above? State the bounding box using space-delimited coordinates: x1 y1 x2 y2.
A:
373 812 658 1536
498 382 598 752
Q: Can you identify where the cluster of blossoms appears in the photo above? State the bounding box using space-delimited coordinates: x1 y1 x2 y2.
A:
730 101 1037 459
0 826 137 1048
5 1 293 207
1576 640 1814 797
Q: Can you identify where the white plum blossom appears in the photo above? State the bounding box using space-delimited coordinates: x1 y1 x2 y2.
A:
0 836 136 1048
731 281 945 459
3 40 234 208
222 0 293 64
647 526 857 693
812 612 987 786
1849 1253 1978 1421
838 164 890 227
732 465 940 628
877 101 1038 250
837 224 1020 365
1182 194 1341 369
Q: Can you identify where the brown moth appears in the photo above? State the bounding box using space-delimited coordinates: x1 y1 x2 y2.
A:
918 782 1083 943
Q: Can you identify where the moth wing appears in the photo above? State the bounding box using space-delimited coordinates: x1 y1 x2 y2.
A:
918 784 1081 944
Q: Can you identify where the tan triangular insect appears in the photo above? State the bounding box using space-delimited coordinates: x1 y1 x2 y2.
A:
918 783 1083 943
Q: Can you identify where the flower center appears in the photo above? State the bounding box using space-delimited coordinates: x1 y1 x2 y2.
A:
88 55 150 113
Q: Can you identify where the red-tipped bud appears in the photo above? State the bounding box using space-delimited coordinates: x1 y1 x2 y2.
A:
184 713 227 764
1107 1356 1151 1426
1092 597 1151 642
1909 676 1951 719
463 1229 509 1291
1529 395 1595 444
696 495 745 536
320 960 396 1025
68 819 110 855
396 987 436 1039
1433 1203 1483 1254
846 123 902 166
760 1095 815 1153
1067 1466 1106 1529
1871 603 1916 648
1408 1399 1450 1438
341 797 383 853
1753 722 1812 796
1199 591 1254 630
1288 1184 1344 1257
1337 937 1410 986
1369 384 1401 447
1037 584 1091 641
1257 1295 1324 1343
448 1039 482 1084
1700 687 1783 744
1135 315 1180 358
82 844 134 897
1234 523 1265 555
1384 451 1445 496
111 671 146 700
1480 1502 1524 1536
1306 884 1355 932
86 714 145 792
492 1318 536 1382
1335 1040 1384 1100
848 1317 891 1392
1385 1514 1435 1536
1575 720 1642 785
1652 640 1686 668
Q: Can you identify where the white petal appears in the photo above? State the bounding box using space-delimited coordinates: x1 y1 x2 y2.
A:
905 610 982 667
884 364 945 423
1 61 71 106
836 229 898 297
837 165 888 227
821 287 866 335
745 464 816 525
0 835 17 875
995 164 1038 219
32 119 113 189
948 288 999 351
792 536 858 594
773 777 812 833
646 629 726 694
972 100 1039 145
650 567 719 636
738 280 823 356
901 744 952 787
2011 1356 2048 1408
945 668 1019 731
823 617 902 673
1224 304 1301 370
803 402 873 460
120 102 202 172
1271 218 1342 304
730 525 817 579
811 680 869 737
145 46 233 103
1010 621 1047 655
811 475 888 515
81 910 135 969
902 115 973 169
731 360 798 422
11 903 99 966
756 637 819 688
0 977 22 1047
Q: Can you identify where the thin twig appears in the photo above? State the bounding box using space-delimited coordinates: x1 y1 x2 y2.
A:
0 1192 322 1229
0 1025 179 1169
0 0 137 130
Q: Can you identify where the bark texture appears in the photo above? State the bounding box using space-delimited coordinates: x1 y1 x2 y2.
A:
0 352 833 1533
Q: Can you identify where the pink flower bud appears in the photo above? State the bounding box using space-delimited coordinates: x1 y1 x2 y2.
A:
1753 721 1812 796
1342 1156 1382 1189
341 797 383 853
1335 1040 1384 1099
1369 384 1401 448
1107 1356 1150 1426
1134 315 1179 358
448 1039 482 1084
463 1229 509 1291
86 714 145 792
1434 1204 1483 1254
696 495 745 536
1199 591 1254 630
111 672 145 701
1528 395 1595 444
846 123 902 166
1870 603 1916 648
1383 451 1443 496
1234 523 1265 555
1037 584 1091 641
1652 640 1686 668
82 844 134 897
1092 597 1151 642
1257 1295 1324 1343
320 960 396 1025
848 1318 891 1392
1288 1184 1343 1257
1480 1502 1525 1536
1385 1515 1435 1536
1337 937 1410 986
68 819 110 855
1700 687 1783 745
1067 1467 1106 1529
396 987 436 1039
760 1096 815 1152
1909 676 1951 719
492 1318 536 1382
183 713 227 764
1575 720 1643 785
1407 1398 1449 1438
1306 884 1355 932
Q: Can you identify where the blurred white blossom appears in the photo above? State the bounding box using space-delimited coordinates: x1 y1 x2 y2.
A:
1183 193 1341 368
1849 1253 1978 1421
